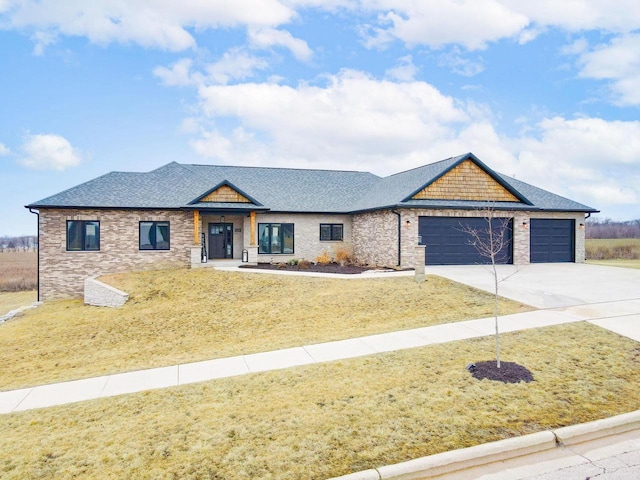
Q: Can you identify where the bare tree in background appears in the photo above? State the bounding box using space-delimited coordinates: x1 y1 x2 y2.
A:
460 205 514 369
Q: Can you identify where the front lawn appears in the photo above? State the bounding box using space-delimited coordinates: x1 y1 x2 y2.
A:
0 268 530 390
1 323 639 479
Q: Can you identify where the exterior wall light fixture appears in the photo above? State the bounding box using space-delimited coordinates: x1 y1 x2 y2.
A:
579 223 585 229
522 221 528 229
405 220 411 228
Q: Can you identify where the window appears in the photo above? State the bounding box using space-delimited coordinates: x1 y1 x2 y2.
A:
320 223 343 241
258 223 294 254
140 221 170 250
67 220 100 251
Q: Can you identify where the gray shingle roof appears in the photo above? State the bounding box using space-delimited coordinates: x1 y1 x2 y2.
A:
27 153 598 214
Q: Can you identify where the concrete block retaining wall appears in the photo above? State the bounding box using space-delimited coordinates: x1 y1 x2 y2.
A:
84 277 129 308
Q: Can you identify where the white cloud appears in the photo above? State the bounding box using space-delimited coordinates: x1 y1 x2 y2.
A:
193 69 472 172
437 48 485 76
248 27 313 62
504 1 640 33
206 48 271 84
154 49 271 88
3 0 295 51
513 116 640 210
153 58 202 87
30 30 57 55
575 34 640 106
0 143 10 156
19 134 83 170
385 55 418 81
359 0 529 50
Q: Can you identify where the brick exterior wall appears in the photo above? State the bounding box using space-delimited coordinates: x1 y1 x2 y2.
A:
39 209 195 300
38 207 586 299
353 208 587 268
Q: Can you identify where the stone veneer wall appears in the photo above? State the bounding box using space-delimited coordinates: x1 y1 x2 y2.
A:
353 209 587 268
39 208 195 300
243 213 353 263
352 210 400 267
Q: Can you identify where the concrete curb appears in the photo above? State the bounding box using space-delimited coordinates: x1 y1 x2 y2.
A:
554 409 640 446
328 411 640 480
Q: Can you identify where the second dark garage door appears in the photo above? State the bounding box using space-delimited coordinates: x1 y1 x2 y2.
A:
418 217 513 265
530 219 575 263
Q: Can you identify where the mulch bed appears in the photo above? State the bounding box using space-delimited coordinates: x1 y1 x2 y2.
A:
239 263 377 274
467 361 534 384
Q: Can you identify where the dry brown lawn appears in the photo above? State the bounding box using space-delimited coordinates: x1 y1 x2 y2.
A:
0 268 530 391
0 291 37 317
1 323 639 480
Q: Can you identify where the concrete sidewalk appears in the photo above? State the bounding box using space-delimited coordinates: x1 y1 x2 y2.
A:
2 296 639 414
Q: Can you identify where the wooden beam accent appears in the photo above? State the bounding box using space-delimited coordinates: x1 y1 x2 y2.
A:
250 211 256 246
193 210 200 244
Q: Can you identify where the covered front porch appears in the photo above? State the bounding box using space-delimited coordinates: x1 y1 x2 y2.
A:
188 209 262 266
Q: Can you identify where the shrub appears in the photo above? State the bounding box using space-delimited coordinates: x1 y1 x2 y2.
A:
333 245 353 266
287 258 300 266
298 260 311 270
315 251 332 265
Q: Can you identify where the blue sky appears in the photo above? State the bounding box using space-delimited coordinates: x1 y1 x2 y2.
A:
1 0 639 236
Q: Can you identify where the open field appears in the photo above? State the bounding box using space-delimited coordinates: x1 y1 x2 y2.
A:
0 268 530 391
0 251 37 292
586 238 640 260
586 239 640 269
1 322 639 479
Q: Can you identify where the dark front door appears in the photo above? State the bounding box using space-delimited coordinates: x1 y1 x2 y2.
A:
209 223 233 259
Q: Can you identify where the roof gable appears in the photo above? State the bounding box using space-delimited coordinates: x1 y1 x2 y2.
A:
410 158 520 202
191 181 260 205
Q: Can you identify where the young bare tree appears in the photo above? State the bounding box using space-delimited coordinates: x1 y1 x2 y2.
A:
461 205 514 368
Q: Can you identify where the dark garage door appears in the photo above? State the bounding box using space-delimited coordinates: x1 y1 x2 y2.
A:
530 219 575 263
418 217 513 265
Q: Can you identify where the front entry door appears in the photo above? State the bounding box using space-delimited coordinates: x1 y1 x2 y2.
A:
209 223 233 259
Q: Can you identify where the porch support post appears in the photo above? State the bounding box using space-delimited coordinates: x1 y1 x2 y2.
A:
193 210 200 244
250 211 256 246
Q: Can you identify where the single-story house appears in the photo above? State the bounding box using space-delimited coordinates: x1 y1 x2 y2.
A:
26 152 597 300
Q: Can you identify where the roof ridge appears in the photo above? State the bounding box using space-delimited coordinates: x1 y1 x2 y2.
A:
180 162 377 175
380 153 469 179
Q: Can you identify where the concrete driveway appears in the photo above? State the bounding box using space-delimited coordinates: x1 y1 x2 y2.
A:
428 263 640 309
429 263 640 344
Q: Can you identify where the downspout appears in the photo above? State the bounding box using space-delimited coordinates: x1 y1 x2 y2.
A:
392 209 401 267
28 208 40 302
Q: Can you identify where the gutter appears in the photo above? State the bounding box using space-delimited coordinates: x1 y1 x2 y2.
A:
391 209 401 267
28 208 40 302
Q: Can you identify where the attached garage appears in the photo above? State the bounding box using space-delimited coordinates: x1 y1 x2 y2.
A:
530 219 575 263
419 216 513 265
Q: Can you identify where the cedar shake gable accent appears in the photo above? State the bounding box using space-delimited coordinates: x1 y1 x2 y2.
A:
404 154 531 205
189 181 262 206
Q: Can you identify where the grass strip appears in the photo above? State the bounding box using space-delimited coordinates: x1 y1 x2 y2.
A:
1 323 639 479
0 268 529 390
